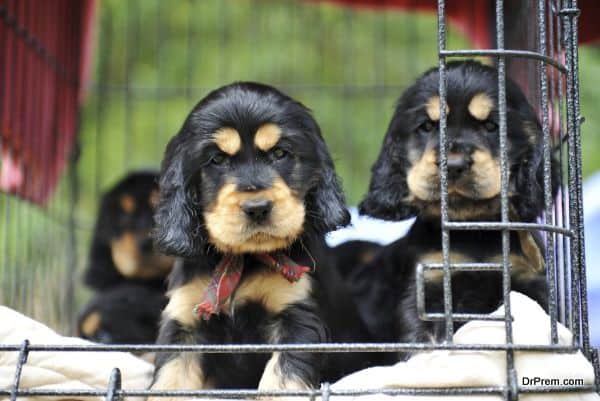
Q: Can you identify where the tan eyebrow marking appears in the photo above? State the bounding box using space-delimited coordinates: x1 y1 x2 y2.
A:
468 92 494 121
425 96 449 122
213 127 242 155
120 194 136 213
254 123 282 152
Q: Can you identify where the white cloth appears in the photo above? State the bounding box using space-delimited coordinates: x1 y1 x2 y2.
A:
0 306 153 401
330 292 599 400
326 207 414 247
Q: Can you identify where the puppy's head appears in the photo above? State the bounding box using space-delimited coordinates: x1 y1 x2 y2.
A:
94 172 174 280
154 82 349 257
360 60 554 222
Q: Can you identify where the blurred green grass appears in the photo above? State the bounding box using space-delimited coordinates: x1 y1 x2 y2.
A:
77 0 473 217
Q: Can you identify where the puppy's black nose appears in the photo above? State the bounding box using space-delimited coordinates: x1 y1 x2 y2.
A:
446 154 472 179
242 199 273 223
138 237 154 253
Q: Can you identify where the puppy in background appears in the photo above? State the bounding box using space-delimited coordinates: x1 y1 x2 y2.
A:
329 240 382 280
77 283 166 346
83 171 174 291
150 82 376 398
355 60 554 352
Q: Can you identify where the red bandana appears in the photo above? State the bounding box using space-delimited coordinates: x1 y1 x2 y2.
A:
193 252 311 320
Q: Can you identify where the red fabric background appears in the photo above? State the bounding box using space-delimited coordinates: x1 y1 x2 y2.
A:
315 0 600 46
0 0 96 204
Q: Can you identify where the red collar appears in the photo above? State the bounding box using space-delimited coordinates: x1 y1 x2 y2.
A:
193 252 311 320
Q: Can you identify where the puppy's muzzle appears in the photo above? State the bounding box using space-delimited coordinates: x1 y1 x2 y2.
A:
444 153 473 180
242 198 273 224
438 143 474 181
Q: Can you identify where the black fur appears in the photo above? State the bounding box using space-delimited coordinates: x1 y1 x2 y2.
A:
329 240 382 280
152 83 375 391
353 61 553 356
77 283 167 345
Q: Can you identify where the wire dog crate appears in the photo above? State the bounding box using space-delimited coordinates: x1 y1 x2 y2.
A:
0 0 598 400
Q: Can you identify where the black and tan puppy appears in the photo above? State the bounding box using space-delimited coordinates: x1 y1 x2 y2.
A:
77 283 167 346
354 60 553 351
329 240 382 280
150 82 374 397
83 171 175 290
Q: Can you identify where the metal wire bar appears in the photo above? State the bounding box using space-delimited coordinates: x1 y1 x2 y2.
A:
105 368 123 401
444 221 573 236
567 0 591 360
9 340 29 401
421 262 505 271
0 342 584 353
0 385 597 399
440 49 567 73
539 0 560 346
436 0 454 345
562 0 582 352
493 1 517 399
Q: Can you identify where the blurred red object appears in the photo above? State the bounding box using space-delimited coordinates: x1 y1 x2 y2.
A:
315 0 600 46
0 0 96 204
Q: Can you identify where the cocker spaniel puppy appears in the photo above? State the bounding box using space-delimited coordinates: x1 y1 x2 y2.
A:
83 171 174 291
354 60 553 352
150 82 374 397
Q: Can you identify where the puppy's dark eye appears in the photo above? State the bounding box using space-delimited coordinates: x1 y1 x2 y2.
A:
211 153 228 165
271 147 288 160
419 120 436 133
482 120 498 132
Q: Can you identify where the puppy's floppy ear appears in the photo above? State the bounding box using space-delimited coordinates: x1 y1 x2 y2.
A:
359 117 418 221
513 122 559 222
83 233 124 290
153 135 204 257
83 195 123 290
305 126 351 234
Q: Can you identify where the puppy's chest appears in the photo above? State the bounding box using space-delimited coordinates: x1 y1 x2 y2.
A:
165 264 312 328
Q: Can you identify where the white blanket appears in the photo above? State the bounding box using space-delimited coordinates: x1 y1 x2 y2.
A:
0 306 153 401
1 293 598 401
331 292 599 400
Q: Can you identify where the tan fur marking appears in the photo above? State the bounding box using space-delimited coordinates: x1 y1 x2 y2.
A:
164 276 212 327
213 127 242 155
149 356 207 400
470 150 501 199
204 178 305 254
149 189 160 208
258 352 310 400
418 251 474 281
120 194 136 214
518 231 545 272
407 149 439 201
111 233 140 277
468 92 494 121
234 271 312 314
425 96 449 122
80 311 101 336
111 232 174 279
360 250 377 265
255 123 282 152
489 254 541 279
